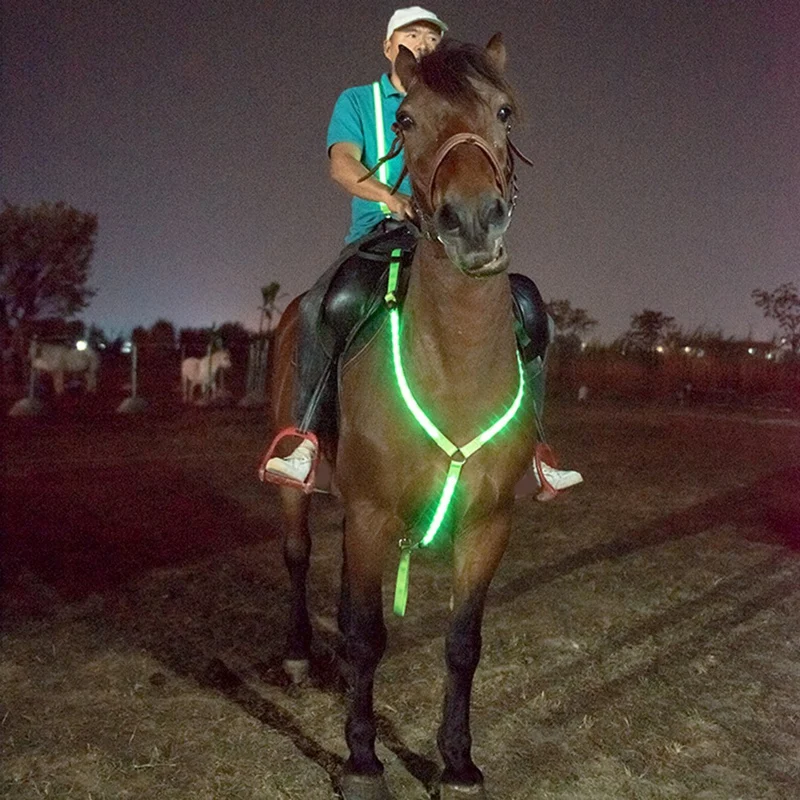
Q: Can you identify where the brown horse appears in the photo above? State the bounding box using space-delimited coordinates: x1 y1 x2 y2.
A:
267 36 536 800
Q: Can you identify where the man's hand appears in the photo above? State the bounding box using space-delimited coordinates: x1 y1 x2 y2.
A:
384 192 415 220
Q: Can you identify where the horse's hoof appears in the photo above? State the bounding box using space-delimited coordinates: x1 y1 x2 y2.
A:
440 783 488 799
282 658 310 684
338 772 394 800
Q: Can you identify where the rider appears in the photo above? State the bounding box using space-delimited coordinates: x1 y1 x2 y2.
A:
263 6 583 500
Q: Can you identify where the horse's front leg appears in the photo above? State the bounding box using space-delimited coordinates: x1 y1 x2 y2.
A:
439 509 512 799
280 487 313 683
339 511 392 800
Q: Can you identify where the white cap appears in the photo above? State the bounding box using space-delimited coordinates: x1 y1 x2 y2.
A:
385 6 448 40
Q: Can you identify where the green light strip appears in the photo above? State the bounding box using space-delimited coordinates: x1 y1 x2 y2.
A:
420 458 464 547
387 250 526 616
373 81 391 218
389 307 525 464
461 355 526 458
389 310 458 457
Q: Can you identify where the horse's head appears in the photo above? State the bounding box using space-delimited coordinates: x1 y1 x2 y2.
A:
215 349 232 370
394 35 520 277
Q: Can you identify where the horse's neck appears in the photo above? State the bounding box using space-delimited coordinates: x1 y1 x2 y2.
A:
403 240 518 385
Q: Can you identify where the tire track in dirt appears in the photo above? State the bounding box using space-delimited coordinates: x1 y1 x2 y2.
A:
479 557 800 734
482 560 800 797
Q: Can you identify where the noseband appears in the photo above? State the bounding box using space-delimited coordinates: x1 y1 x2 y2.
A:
425 132 510 213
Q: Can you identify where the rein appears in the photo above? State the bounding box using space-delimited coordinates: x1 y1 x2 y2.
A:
385 248 525 616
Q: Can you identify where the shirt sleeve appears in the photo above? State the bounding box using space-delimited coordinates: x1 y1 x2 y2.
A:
326 88 365 155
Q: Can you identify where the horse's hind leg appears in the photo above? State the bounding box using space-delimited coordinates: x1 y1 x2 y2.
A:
281 487 313 683
438 512 512 799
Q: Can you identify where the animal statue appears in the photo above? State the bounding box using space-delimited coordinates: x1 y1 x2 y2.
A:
266 37 537 800
29 341 99 394
180 348 232 402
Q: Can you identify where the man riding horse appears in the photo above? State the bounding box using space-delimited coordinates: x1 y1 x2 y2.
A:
261 6 582 499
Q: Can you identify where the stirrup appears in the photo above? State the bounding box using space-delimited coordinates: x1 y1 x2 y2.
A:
258 427 320 494
534 442 559 501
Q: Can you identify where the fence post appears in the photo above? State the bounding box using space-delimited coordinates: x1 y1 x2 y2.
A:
205 340 214 400
131 344 138 399
117 342 147 413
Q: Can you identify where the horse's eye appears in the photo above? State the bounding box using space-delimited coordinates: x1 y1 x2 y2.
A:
395 111 415 131
497 105 513 125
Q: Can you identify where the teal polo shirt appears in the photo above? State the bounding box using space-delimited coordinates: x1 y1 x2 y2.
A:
327 73 413 243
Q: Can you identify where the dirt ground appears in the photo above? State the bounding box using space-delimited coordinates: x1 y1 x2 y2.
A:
2 402 799 799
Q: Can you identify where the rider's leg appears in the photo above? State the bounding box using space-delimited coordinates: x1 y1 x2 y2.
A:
264 253 379 482
265 223 417 483
509 273 583 498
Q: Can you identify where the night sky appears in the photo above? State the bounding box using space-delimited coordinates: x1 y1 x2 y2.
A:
3 0 798 341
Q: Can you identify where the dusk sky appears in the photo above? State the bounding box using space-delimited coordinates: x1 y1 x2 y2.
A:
3 0 798 342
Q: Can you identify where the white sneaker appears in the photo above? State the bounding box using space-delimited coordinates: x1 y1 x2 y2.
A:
539 462 583 491
265 440 317 482
534 461 583 501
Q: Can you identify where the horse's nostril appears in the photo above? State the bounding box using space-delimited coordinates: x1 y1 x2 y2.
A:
483 197 508 229
436 203 461 233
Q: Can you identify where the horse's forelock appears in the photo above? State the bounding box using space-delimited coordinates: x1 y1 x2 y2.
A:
416 40 516 110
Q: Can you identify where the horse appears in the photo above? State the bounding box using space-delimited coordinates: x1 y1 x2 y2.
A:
267 37 536 800
29 341 99 395
180 349 232 402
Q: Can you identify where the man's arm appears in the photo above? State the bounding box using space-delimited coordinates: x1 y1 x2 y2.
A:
329 142 414 220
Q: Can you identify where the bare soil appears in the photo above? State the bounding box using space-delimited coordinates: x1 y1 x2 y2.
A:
2 403 799 799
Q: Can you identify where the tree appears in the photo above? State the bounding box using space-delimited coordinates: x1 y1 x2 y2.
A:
217 321 251 349
86 323 108 351
546 299 598 339
545 298 598 356
752 283 800 358
149 319 177 350
178 326 210 355
622 309 677 354
0 201 97 335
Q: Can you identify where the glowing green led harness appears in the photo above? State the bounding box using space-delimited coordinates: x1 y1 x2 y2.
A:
386 249 526 616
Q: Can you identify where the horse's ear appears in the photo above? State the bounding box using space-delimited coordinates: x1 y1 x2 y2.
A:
485 33 506 74
395 44 418 91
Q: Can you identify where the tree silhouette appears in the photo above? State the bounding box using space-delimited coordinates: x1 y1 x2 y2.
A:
623 309 677 353
546 299 598 339
752 283 800 358
546 298 598 356
0 201 97 335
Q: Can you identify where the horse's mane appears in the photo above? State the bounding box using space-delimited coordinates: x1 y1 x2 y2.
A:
416 40 517 112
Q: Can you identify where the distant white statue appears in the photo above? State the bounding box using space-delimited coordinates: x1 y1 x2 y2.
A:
181 349 232 402
29 341 99 394
578 384 589 403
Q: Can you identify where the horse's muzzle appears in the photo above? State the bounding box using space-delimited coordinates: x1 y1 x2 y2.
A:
434 191 511 276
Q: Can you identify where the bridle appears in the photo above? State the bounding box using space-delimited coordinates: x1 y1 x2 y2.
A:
361 128 533 241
